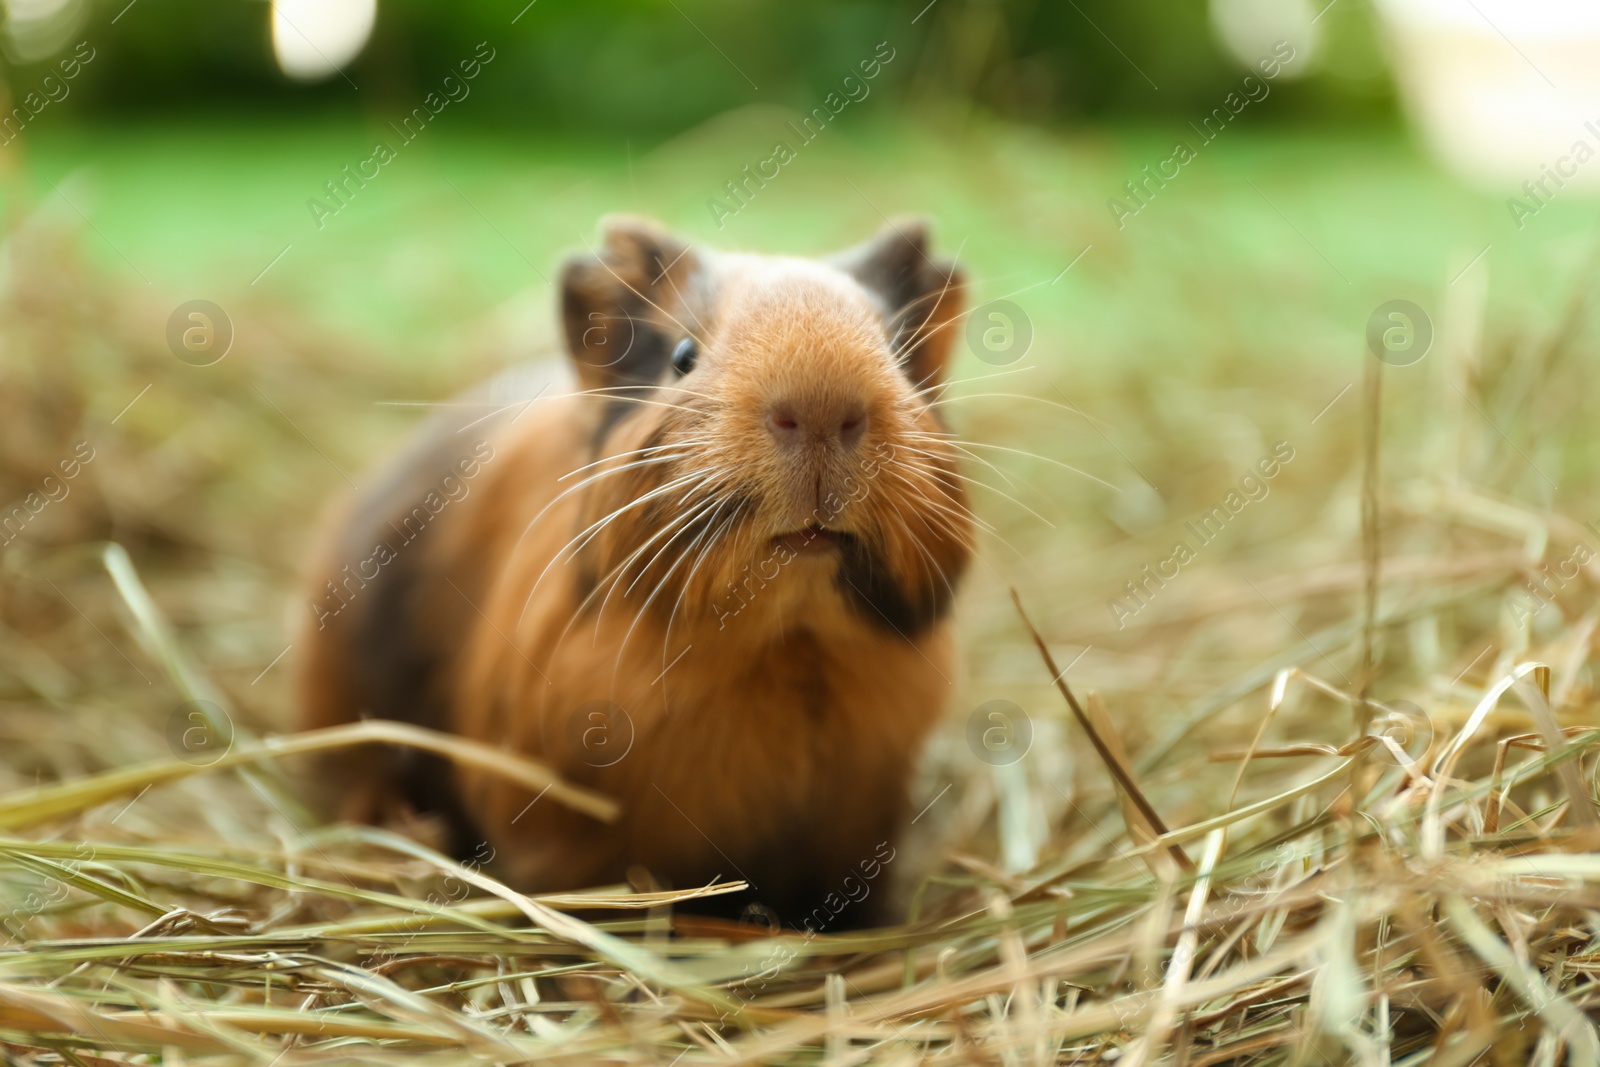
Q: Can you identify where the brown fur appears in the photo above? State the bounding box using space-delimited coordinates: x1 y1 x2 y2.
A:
297 217 974 927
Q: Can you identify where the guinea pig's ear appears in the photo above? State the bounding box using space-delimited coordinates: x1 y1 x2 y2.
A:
560 216 701 392
834 217 965 388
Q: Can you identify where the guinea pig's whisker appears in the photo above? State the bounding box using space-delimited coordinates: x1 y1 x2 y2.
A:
899 434 1022 492
876 461 996 538
906 363 1035 405
923 391 1080 417
924 274 1052 336
876 462 1038 566
574 394 706 418
884 467 981 534
611 393 714 412
518 451 698 547
661 501 745 658
886 438 1003 499
557 450 695 490
886 257 965 357
669 472 729 509
586 383 717 403
660 498 745 626
530 439 725 618
590 490 731 637
589 484 740 653
611 493 741 680
551 487 729 649
648 392 722 414
590 257 712 353
637 494 740 616
612 466 733 574
877 450 967 507
619 481 734 599
894 428 955 445
557 443 698 483
952 439 1122 493
872 493 962 601
656 270 700 337
893 492 987 554
861 462 971 550
518 467 720 625
561 470 718 563
888 456 1051 530
896 288 969 365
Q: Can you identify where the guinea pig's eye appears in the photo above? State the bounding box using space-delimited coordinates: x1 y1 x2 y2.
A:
671 336 699 375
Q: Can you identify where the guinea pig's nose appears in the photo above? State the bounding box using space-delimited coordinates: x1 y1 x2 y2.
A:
766 400 868 451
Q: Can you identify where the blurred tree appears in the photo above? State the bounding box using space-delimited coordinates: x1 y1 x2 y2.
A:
0 0 1394 135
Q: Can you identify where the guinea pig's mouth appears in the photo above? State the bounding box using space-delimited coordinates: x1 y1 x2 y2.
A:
771 522 853 556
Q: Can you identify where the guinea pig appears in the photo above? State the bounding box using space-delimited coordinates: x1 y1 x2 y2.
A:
296 216 974 928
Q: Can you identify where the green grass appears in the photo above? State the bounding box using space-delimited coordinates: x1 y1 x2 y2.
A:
15 116 1597 366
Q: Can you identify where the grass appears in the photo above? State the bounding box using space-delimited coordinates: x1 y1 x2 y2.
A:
1 118 1599 1063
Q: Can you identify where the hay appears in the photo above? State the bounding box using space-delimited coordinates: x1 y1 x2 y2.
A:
2 213 1600 1066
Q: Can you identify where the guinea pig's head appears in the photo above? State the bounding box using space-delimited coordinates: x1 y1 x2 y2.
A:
558 216 974 638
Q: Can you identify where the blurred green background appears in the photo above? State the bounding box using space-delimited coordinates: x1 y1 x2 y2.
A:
2 0 1591 357
4 0 1598 759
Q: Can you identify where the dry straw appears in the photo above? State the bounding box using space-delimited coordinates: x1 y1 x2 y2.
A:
1 219 1598 1065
